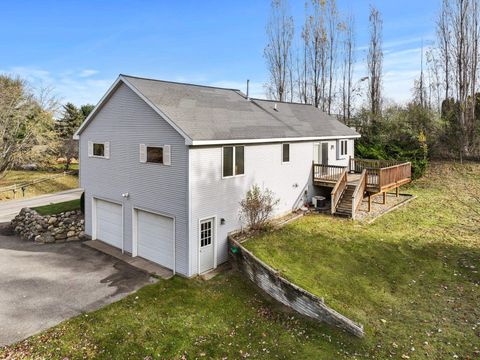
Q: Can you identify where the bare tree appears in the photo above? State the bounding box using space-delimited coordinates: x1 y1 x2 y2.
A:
367 5 383 120
297 2 311 104
340 14 355 122
426 47 443 112
434 0 480 158
0 75 57 177
305 0 329 109
264 0 295 102
413 42 428 108
326 0 339 114
437 0 452 101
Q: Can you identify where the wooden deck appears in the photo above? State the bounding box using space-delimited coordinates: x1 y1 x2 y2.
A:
313 159 411 194
313 158 412 219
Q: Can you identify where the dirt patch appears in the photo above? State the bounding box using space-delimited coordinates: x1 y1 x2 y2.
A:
356 193 415 223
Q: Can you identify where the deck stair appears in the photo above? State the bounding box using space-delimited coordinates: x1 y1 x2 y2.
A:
334 184 356 217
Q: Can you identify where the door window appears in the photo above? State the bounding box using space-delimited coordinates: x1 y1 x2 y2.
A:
200 220 213 247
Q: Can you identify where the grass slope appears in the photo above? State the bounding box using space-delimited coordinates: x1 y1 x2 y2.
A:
0 273 352 359
0 162 478 359
33 199 81 215
244 162 480 358
0 170 78 201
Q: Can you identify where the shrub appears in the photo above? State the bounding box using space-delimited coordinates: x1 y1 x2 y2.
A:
239 184 279 231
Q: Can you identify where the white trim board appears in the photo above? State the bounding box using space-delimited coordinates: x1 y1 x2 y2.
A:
190 135 360 146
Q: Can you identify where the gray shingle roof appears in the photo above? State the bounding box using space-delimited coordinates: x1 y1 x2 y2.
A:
81 74 359 143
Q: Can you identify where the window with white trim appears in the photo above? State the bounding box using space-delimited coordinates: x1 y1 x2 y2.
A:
339 140 348 157
88 141 110 159
282 143 290 163
223 145 244 177
139 144 171 165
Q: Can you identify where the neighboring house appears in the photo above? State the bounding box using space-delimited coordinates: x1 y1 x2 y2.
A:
74 74 360 277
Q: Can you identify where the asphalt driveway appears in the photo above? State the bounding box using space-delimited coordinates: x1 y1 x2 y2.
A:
0 224 155 346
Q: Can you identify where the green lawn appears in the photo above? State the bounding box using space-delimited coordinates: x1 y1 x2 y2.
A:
0 170 78 201
33 199 81 215
0 273 355 359
244 162 480 359
0 162 478 359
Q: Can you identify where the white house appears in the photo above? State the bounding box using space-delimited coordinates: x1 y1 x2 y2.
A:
74 74 360 277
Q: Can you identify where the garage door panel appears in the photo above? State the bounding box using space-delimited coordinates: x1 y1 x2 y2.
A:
96 199 122 249
136 210 174 270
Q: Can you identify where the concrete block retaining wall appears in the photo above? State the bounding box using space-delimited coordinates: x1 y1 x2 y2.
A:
229 237 365 337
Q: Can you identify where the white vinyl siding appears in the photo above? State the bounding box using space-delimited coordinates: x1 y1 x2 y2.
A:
79 83 189 276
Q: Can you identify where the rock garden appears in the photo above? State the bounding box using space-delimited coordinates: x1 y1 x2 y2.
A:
11 208 85 244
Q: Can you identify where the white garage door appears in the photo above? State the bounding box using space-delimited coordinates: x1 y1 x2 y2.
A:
136 210 174 270
95 199 123 249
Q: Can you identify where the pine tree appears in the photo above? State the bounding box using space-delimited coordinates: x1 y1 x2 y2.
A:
56 103 83 139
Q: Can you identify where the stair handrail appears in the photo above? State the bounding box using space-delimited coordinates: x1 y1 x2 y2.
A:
331 168 348 214
351 169 367 220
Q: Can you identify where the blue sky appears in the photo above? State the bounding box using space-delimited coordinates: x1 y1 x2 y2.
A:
0 0 439 107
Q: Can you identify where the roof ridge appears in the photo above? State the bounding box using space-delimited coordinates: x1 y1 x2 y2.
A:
119 74 241 92
250 97 314 106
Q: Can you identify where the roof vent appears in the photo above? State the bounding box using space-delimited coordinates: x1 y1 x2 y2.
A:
274 103 278 111
246 79 250 100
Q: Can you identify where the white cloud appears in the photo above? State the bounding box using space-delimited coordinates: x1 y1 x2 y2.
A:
0 66 113 106
78 69 99 78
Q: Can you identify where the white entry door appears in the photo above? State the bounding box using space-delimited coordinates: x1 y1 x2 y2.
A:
95 199 123 249
136 210 174 270
199 218 215 274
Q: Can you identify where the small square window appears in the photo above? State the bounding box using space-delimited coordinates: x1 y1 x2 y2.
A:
147 146 163 164
93 143 105 157
282 143 290 163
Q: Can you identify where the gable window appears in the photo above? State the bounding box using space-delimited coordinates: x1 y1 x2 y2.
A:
88 141 110 159
282 143 290 163
339 140 348 157
147 146 163 163
93 143 105 157
223 145 244 177
139 144 171 165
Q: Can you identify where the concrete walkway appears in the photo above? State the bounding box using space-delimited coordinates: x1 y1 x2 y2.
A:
0 226 155 346
0 189 83 222
84 240 174 279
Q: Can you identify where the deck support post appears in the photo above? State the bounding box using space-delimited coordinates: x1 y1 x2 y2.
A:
368 194 372 212
396 187 399 197
383 192 387 204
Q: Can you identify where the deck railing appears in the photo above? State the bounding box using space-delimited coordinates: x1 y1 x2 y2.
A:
378 162 412 191
351 169 367 220
331 168 348 214
349 157 411 191
349 158 401 172
313 163 346 182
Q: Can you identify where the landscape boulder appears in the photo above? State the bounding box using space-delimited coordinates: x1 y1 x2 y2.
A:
11 208 86 244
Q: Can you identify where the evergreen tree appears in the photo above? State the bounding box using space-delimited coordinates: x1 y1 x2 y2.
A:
56 103 83 139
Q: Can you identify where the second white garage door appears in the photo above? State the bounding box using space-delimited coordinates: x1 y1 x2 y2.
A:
135 209 174 270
